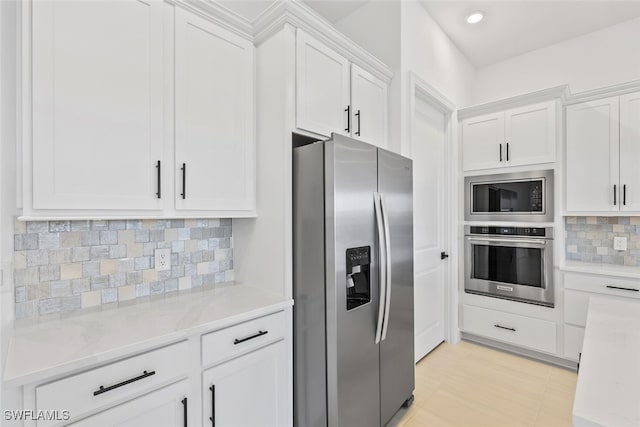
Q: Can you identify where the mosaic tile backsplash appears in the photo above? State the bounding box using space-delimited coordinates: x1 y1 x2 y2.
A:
14 219 233 319
565 216 640 265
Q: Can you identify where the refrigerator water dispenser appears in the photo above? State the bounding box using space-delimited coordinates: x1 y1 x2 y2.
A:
346 246 371 310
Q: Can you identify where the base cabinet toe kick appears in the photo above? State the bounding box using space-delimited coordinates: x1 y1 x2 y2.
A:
12 308 292 427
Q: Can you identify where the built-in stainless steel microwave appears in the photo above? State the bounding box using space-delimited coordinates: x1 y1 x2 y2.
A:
464 170 554 222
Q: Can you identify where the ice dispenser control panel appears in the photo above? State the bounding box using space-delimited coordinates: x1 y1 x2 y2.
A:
346 246 371 311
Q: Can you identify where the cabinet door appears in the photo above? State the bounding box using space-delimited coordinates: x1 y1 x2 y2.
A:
350 64 388 148
296 30 350 138
31 0 164 211
566 97 619 212
174 9 255 213
462 112 505 171
619 92 640 211
202 341 287 427
504 101 556 167
70 380 189 427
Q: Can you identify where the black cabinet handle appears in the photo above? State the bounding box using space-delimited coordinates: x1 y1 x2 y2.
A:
209 385 215 426
577 352 581 373
499 144 502 162
614 184 617 205
440 251 449 260
355 110 361 136
233 330 268 345
506 142 509 161
182 397 187 427
93 370 156 396
606 285 639 292
345 106 350 133
181 163 186 200
494 324 516 332
623 184 627 206
156 160 161 199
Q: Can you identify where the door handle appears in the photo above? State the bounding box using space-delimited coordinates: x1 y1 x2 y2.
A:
494 324 516 332
181 397 187 427
181 163 187 200
380 193 392 341
506 142 509 161
345 105 350 133
614 184 617 206
441 252 449 260
373 192 386 344
209 385 215 426
623 184 627 206
355 110 361 136
499 144 502 162
156 160 161 199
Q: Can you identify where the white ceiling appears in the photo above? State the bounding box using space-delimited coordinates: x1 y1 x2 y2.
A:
421 1 640 68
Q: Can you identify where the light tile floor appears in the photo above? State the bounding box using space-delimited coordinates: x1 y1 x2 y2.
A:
388 340 577 427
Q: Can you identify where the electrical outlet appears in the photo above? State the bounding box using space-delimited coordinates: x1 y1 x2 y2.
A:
155 248 171 271
614 236 627 251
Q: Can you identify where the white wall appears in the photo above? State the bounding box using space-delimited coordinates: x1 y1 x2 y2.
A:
475 16 640 104
400 1 476 109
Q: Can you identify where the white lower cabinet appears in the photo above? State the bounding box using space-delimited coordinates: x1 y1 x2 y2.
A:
463 304 557 354
563 324 585 361
202 340 287 427
70 380 189 427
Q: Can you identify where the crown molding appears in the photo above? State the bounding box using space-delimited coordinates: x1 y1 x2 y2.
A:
170 0 254 41
457 85 569 120
564 80 640 105
252 0 394 83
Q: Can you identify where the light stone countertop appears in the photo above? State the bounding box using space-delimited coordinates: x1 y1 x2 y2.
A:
572 297 640 427
559 261 640 279
3 283 293 386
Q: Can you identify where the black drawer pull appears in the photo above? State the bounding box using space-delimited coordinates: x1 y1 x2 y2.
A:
606 285 639 292
209 385 216 426
233 330 268 345
494 324 516 332
355 110 361 136
182 397 187 427
93 370 156 396
499 144 502 162
345 105 350 133
181 163 186 199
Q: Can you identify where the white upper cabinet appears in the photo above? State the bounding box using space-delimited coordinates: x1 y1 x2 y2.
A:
462 101 556 171
619 92 640 212
27 3 256 217
351 64 388 148
295 30 389 147
504 101 556 167
462 112 505 171
31 0 165 211
566 96 620 212
174 9 255 214
296 30 350 138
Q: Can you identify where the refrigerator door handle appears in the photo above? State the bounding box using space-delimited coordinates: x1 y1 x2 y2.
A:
380 193 392 341
374 192 386 344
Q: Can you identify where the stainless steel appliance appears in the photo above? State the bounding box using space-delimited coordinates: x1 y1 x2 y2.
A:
464 225 554 307
465 170 554 222
293 134 414 427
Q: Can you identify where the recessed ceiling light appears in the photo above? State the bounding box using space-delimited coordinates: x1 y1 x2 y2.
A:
466 12 484 24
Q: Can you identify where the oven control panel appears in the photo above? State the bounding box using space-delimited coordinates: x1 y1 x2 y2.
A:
468 226 551 238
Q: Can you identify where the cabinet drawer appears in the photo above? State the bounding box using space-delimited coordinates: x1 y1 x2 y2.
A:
564 272 640 297
36 341 188 427
564 290 640 326
564 324 585 361
202 311 286 367
463 305 557 354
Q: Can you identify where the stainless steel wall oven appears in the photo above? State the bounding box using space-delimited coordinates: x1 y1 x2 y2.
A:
465 170 554 222
464 226 554 307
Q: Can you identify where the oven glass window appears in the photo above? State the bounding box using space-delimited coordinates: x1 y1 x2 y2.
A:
472 245 543 288
472 180 543 214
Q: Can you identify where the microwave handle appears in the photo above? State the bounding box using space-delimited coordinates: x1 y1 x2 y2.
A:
467 237 547 246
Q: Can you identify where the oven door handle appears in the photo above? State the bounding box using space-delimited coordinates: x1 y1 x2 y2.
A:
466 237 548 246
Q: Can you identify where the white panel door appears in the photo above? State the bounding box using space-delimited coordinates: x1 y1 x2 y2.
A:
505 101 556 167
620 92 640 211
202 341 288 427
70 380 188 427
462 112 504 171
413 97 446 362
31 0 164 210
350 64 388 148
296 29 350 138
566 97 620 212
175 8 255 213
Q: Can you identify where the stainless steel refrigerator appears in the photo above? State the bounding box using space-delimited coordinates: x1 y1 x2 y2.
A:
293 134 414 427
